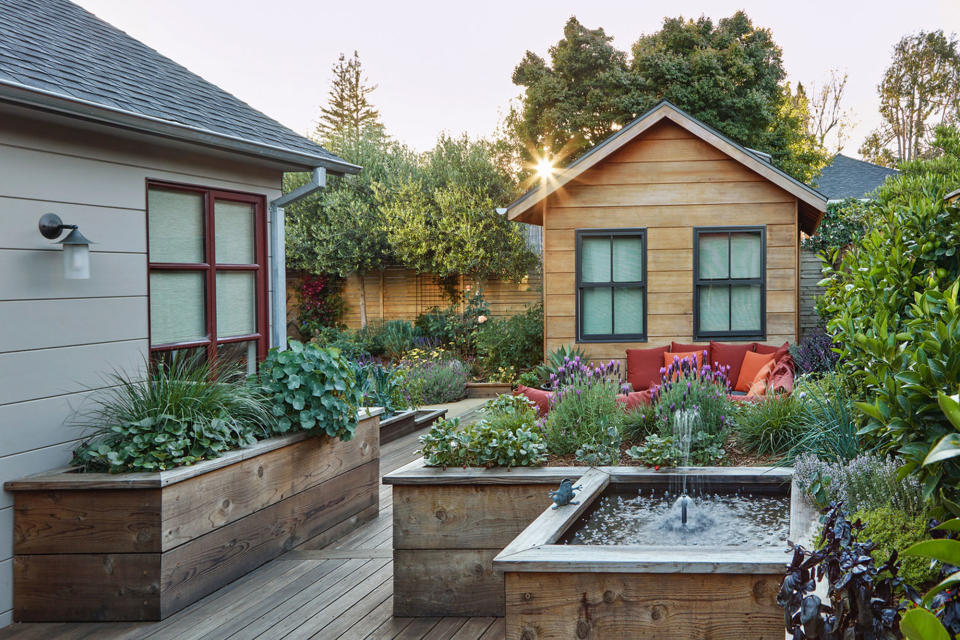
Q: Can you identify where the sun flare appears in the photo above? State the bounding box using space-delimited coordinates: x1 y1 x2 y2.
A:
535 156 554 178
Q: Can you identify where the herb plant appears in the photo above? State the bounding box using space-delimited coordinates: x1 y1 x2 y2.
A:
260 340 362 440
651 355 732 437
541 359 624 455
575 420 622 466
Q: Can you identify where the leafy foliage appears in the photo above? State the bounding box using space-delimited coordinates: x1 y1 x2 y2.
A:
651 354 732 437
855 506 939 587
72 355 275 473
535 344 589 390
800 199 871 255
626 431 726 468
295 273 345 336
541 360 625 456
474 302 544 376
733 393 807 457
789 374 863 463
259 340 362 440
778 503 908 640
622 404 659 441
790 330 840 375
900 518 960 639
315 51 381 142
353 361 406 418
575 420 622 466
418 404 547 469
792 453 925 515
394 352 468 406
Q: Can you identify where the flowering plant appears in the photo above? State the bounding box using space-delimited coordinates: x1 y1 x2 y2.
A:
790 329 839 374
541 359 625 455
651 353 732 438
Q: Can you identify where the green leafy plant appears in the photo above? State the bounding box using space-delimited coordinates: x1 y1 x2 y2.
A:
733 392 807 457
72 355 275 473
622 404 659 441
542 360 624 455
651 356 732 437
395 355 468 405
855 506 938 587
516 370 541 388
418 415 546 469
377 320 420 361
900 517 960 640
793 453 925 515
576 420 622 466
626 431 726 468
259 340 363 440
789 373 863 463
353 361 406 417
475 302 544 377
534 344 589 390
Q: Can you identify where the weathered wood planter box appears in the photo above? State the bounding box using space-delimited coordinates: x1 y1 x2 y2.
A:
380 408 447 444
464 382 513 399
5 409 382 622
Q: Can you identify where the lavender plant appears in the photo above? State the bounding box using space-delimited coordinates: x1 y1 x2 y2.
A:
395 354 468 405
651 353 732 437
793 452 925 516
541 359 625 456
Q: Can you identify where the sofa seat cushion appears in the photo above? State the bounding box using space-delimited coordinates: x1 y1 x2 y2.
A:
616 389 654 409
626 346 669 391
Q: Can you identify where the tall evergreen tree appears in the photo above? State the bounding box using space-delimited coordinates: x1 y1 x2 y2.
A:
316 51 381 143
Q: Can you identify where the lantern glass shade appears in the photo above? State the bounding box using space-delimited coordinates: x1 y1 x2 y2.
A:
59 228 91 279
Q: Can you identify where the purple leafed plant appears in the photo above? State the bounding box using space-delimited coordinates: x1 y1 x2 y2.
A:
790 329 840 374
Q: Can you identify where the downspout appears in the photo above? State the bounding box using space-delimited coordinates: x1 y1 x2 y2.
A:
268 167 327 350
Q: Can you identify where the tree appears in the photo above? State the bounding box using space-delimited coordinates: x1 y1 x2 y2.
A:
808 70 854 155
511 17 635 165
377 135 537 297
511 12 829 182
860 30 960 164
315 51 381 143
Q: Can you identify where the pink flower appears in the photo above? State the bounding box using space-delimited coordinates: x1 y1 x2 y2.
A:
477 315 487 324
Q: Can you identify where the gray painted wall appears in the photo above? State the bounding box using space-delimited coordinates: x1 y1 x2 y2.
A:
0 104 283 627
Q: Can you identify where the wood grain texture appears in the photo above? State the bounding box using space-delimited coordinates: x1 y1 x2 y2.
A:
504 571 784 640
393 484 552 550
393 549 504 617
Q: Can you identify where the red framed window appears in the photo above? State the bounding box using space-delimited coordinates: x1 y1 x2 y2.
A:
146 181 268 373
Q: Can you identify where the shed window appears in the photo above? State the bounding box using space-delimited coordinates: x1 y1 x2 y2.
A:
694 227 765 340
147 182 267 373
576 229 646 342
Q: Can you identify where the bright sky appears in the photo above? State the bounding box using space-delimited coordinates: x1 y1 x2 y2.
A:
75 0 960 158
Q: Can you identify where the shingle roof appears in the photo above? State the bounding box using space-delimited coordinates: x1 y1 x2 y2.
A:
0 0 357 172
814 154 898 200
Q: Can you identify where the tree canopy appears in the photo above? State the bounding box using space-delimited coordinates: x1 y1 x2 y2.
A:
511 12 829 182
315 51 381 142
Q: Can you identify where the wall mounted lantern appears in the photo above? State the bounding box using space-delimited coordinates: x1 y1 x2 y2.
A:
38 213 92 279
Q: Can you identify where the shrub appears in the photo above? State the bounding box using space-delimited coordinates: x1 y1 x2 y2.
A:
260 340 363 440
854 506 938 587
733 393 807 457
413 288 490 359
651 354 732 437
534 344 589 390
793 453 925 515
353 361 406 417
311 325 371 361
516 370 541 388
625 431 726 467
800 198 870 255
377 320 420 361
474 302 544 377
622 404 659 442
72 355 275 472
575 421 622 466
395 354 468 405
482 393 537 421
296 273 345 336
789 329 839 375
418 415 546 468
541 360 624 456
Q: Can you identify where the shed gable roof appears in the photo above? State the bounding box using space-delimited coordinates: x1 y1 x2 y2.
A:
0 0 358 173
506 101 828 234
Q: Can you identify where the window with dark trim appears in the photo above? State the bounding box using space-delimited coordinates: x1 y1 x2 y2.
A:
693 226 766 341
575 228 647 342
146 181 268 373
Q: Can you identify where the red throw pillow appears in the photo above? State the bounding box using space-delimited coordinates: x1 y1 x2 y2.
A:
663 350 704 381
514 385 553 416
626 346 669 391
671 342 711 363
735 351 776 393
709 341 754 387
616 390 654 409
754 341 790 362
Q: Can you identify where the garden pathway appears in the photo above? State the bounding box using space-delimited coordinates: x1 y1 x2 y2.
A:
0 402 502 640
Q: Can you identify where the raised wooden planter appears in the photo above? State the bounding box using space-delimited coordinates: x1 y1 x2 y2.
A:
5 409 382 622
465 382 513 399
379 408 447 444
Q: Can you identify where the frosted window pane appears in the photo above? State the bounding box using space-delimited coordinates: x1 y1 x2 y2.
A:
613 237 644 282
150 272 206 344
614 287 644 334
731 232 762 278
148 189 204 263
215 201 255 264
582 288 612 335
698 234 728 279
216 272 256 337
699 285 729 332
581 237 611 283
731 285 762 331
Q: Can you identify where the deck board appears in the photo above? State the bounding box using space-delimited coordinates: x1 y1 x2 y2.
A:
0 415 501 640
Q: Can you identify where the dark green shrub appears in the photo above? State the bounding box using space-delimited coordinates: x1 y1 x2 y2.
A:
534 344 588 390
475 302 544 376
353 361 406 417
855 506 938 587
733 393 807 457
311 325 371 361
800 198 870 255
377 319 420 361
395 354 468 405
418 415 546 468
72 355 275 472
260 340 363 440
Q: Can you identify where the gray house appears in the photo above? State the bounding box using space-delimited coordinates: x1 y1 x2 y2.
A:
0 0 356 627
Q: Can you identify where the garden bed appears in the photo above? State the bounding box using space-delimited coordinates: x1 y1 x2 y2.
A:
465 381 513 399
380 408 447 444
5 409 382 622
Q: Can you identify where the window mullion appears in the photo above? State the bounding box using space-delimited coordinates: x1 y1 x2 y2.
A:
206 191 218 363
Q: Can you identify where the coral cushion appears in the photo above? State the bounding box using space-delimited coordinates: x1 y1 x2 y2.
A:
709 341 754 386
626 346 669 391
663 350 704 380
514 385 553 416
746 360 777 397
755 341 790 362
671 342 710 363
735 351 776 393
616 390 654 409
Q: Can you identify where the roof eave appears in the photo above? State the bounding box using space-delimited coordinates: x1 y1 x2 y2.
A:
0 79 361 175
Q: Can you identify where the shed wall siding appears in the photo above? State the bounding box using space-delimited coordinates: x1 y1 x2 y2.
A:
542 121 800 363
0 107 283 626
799 247 827 339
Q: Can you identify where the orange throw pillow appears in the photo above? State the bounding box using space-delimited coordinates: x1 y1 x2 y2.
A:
663 350 704 381
746 360 776 397
735 351 776 393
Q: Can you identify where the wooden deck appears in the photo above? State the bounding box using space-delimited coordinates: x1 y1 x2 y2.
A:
0 408 503 640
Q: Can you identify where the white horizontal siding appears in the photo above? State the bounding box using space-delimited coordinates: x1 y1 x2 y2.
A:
0 558 10 628
0 196 146 253
0 389 99 458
